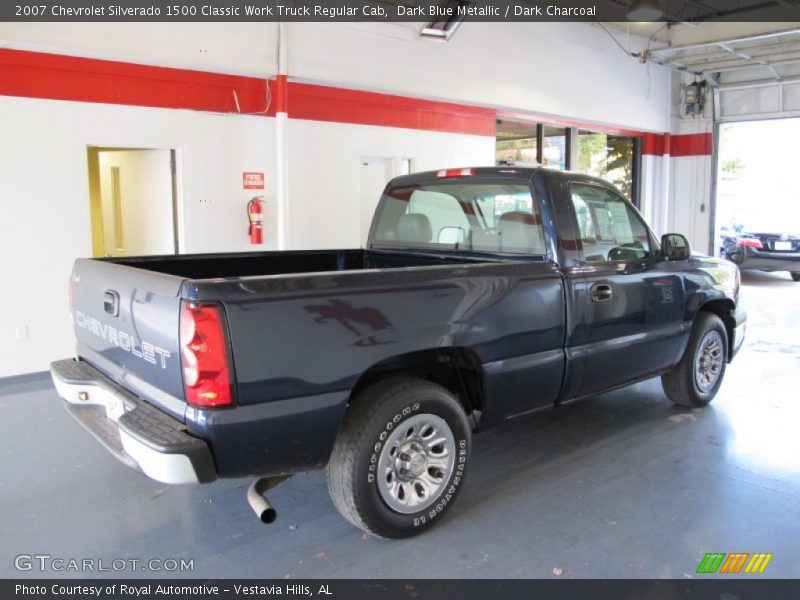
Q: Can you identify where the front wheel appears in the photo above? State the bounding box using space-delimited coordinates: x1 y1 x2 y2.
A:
662 312 728 408
791 272 800 282
326 377 471 538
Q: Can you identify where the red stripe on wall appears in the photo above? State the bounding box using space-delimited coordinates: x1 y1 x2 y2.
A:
0 48 270 114
642 132 666 156
0 48 494 136
671 132 713 157
642 132 711 157
0 48 712 148
284 81 496 136
273 74 288 114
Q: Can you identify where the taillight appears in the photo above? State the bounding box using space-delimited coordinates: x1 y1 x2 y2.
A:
436 168 474 178
180 302 233 408
737 237 762 249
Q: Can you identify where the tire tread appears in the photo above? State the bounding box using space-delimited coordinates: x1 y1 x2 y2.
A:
326 377 461 536
662 312 727 408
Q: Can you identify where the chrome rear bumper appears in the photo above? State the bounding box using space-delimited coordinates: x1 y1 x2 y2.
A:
50 358 216 484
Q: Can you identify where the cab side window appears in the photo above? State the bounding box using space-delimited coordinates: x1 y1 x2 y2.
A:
570 183 651 262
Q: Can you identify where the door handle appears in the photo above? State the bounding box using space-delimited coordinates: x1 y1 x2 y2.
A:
104 290 120 316
591 283 613 302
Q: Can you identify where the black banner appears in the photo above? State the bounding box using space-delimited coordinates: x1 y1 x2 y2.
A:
3 0 800 22
6 579 800 600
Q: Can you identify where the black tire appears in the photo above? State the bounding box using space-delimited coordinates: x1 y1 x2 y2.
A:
791 272 800 282
326 377 471 539
662 312 728 408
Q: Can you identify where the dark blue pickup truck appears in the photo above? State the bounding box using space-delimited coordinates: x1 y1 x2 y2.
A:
51 167 746 538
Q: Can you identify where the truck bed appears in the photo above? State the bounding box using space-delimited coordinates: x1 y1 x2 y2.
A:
105 248 495 280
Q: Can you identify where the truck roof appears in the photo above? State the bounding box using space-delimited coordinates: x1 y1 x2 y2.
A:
387 166 613 189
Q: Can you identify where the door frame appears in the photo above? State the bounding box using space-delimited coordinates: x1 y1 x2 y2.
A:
86 146 180 257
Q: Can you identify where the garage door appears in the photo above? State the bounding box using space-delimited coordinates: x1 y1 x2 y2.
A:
718 80 800 122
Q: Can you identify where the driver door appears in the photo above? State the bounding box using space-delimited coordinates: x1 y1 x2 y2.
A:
569 182 686 397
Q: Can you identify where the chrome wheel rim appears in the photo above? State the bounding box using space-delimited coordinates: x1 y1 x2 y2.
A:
695 330 724 393
377 414 455 514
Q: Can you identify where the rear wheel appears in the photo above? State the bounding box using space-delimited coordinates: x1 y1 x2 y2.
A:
662 312 728 408
326 377 471 538
791 272 800 282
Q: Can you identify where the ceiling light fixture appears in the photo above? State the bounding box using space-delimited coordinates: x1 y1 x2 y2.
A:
419 0 470 41
627 0 664 21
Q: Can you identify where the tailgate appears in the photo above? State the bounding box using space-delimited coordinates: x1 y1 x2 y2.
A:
70 258 187 421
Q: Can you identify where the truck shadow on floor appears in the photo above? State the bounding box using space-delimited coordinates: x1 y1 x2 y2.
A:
448 377 730 524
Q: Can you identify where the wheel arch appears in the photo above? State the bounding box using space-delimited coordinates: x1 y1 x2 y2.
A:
348 347 486 421
697 297 736 361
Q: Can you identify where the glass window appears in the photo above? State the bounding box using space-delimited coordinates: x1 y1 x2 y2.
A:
720 87 781 118
495 119 538 165
783 83 800 112
372 182 546 255
576 131 635 199
409 191 469 238
570 183 650 262
542 126 567 171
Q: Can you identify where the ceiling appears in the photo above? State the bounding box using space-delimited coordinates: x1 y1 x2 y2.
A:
646 26 800 81
596 0 800 22
2 3 800 84
401 0 800 81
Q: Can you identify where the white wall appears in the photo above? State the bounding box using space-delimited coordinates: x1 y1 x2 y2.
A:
288 22 671 133
639 154 666 234
670 121 714 255
1 21 672 132
0 96 276 377
0 95 494 377
286 119 494 249
0 21 675 377
0 22 279 77
664 72 715 254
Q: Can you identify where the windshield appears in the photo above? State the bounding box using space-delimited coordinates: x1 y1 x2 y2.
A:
371 181 546 255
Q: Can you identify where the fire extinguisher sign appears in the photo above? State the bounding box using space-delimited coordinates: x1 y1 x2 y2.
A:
243 172 265 190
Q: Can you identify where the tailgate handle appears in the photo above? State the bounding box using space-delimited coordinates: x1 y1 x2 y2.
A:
103 290 120 317
591 283 613 303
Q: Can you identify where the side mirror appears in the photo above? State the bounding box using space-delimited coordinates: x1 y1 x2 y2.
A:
438 227 465 245
661 233 691 261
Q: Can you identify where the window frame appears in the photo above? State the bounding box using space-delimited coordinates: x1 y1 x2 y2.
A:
567 180 661 265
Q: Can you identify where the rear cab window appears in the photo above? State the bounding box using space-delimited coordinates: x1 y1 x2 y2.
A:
371 180 547 256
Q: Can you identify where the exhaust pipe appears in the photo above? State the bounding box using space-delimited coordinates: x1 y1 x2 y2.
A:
247 475 291 524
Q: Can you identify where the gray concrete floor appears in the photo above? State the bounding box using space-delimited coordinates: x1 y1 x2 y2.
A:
1 270 799 579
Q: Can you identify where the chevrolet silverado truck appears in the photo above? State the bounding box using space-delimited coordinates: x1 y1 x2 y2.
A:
51 167 746 538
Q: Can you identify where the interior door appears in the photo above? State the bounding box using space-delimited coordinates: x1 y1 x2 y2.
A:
569 181 686 397
97 149 176 257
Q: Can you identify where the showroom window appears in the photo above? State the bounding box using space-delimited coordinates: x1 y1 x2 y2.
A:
496 120 641 205
495 120 567 170
576 131 638 201
495 119 538 165
542 125 567 170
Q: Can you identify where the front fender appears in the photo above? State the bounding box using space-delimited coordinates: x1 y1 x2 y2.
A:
682 255 744 362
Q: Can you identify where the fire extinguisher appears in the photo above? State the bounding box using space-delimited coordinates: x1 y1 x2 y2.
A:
247 196 264 244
